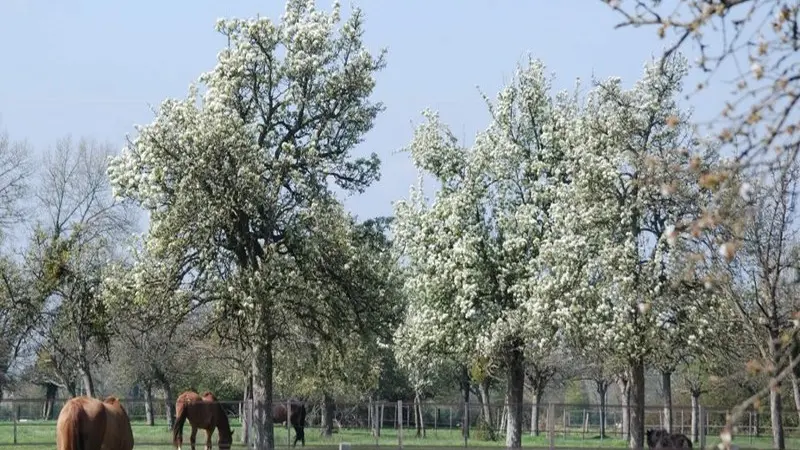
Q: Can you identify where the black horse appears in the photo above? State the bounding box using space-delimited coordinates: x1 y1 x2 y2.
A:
647 428 693 450
274 401 307 447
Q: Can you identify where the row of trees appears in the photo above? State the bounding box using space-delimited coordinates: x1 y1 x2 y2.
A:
1 1 798 450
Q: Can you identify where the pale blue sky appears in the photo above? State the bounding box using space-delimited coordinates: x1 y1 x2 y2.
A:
0 0 724 228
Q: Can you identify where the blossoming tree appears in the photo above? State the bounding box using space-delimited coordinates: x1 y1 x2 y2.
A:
393 57 579 449
536 55 727 449
106 2 392 449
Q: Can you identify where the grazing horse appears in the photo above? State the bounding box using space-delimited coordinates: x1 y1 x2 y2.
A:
647 428 693 450
173 391 233 450
274 400 307 447
56 395 134 450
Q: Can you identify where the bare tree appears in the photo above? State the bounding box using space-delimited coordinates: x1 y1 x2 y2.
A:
28 136 136 398
603 0 799 178
719 155 800 450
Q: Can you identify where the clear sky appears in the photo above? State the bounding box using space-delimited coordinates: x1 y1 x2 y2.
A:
0 0 724 229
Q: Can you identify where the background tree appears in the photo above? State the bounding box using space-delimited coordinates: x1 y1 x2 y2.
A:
717 154 800 449
537 54 724 449
27 136 134 398
393 57 575 449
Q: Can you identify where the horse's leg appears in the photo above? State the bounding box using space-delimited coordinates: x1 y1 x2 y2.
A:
205 428 214 450
190 425 198 450
293 423 305 447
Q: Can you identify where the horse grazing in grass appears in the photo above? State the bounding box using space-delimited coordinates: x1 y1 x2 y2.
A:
274 400 307 447
173 390 233 450
56 395 134 450
647 428 693 450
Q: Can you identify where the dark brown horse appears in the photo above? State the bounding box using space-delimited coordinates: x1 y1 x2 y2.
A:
647 428 693 450
173 390 233 450
56 395 134 450
274 400 307 447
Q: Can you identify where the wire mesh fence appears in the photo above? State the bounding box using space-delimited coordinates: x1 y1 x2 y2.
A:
0 397 797 449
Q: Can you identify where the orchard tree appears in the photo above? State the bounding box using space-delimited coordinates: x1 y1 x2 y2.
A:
102 239 205 428
107 2 390 447
716 155 800 449
536 55 725 449
28 136 135 398
393 57 579 449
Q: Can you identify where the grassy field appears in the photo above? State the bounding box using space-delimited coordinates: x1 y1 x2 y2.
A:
0 419 796 449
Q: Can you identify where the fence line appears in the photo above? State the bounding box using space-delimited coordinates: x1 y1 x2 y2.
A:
0 398 797 448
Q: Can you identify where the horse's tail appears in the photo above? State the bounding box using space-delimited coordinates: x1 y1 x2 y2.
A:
173 399 189 447
56 400 83 450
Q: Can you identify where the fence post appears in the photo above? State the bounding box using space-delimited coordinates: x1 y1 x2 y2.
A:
562 406 567 438
397 400 403 449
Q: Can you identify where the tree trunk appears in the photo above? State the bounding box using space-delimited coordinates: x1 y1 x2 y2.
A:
79 365 95 398
42 382 57 420
770 378 786 450
690 391 700 444
791 373 800 426
242 372 252 444
163 380 176 431
661 370 673 433
77 338 95 398
531 390 543 436
460 366 470 439
597 381 608 439
629 357 645 450
252 338 275 450
617 376 630 442
321 392 335 437
505 346 525 450
478 378 493 430
143 383 155 426
414 391 425 437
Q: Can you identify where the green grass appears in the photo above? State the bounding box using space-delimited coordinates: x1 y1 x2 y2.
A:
0 419 795 449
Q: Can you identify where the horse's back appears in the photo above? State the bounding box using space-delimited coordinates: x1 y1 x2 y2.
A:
101 397 134 450
57 397 107 450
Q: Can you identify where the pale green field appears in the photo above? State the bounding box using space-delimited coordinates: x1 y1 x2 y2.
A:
0 419 794 449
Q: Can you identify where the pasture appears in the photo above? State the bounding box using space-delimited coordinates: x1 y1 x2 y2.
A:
2 399 799 450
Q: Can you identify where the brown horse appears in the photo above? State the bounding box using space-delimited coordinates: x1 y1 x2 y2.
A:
173 390 233 450
56 395 134 450
274 400 307 447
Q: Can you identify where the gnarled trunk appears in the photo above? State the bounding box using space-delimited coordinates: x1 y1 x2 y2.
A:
629 357 645 450
690 391 700 444
163 379 176 431
596 381 608 439
42 383 57 420
460 366 470 440
252 338 275 450
531 390 543 436
321 392 335 437
617 375 630 441
414 391 425 437
478 378 493 430
505 346 525 450
143 382 155 426
661 370 673 433
242 373 252 443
